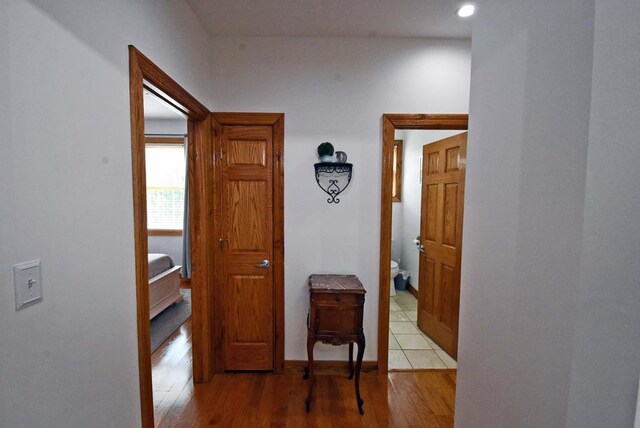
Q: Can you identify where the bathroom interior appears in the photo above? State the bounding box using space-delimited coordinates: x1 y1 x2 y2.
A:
388 128 466 370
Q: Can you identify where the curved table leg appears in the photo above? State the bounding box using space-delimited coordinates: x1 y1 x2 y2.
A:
348 342 354 379
305 336 315 412
355 332 365 415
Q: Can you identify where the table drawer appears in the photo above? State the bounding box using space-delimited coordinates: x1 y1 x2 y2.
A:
313 292 358 306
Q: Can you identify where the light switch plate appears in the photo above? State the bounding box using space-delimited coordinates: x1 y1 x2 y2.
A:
14 259 43 310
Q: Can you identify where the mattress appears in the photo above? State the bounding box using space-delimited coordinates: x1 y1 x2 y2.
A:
148 253 175 279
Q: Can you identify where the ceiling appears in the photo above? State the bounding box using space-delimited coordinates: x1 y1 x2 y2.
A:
185 0 473 39
143 89 186 120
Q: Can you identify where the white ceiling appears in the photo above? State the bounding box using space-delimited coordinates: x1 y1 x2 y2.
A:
185 0 473 39
143 89 186 120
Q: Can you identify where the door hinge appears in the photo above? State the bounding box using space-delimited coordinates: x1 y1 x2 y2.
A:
219 145 223 163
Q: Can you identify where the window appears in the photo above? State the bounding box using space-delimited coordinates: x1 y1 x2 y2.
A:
145 137 186 233
392 139 403 202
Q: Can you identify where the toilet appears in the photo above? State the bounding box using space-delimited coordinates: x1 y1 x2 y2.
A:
390 260 400 296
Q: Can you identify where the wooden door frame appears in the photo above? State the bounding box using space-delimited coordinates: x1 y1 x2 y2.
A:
378 114 468 374
211 112 285 374
129 46 213 428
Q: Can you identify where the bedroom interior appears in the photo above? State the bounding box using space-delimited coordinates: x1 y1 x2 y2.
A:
142 88 194 413
143 88 191 351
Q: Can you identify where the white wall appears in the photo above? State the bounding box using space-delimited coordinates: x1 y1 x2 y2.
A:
209 36 471 360
145 118 188 135
0 11 13 415
148 236 183 266
393 129 463 289
455 1 596 427
0 1 211 427
565 1 640 426
391 202 402 261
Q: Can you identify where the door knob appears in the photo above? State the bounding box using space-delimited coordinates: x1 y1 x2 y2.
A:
256 259 271 268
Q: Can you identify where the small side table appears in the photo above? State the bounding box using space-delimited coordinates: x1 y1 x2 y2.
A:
305 274 366 414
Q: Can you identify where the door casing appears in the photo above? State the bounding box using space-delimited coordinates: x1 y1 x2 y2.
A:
211 113 285 374
129 46 212 428
130 49 284 426
377 114 468 374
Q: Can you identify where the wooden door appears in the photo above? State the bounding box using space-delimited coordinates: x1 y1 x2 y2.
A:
219 123 274 371
417 132 467 359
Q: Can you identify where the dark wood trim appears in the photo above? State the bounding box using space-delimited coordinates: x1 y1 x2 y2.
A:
147 229 183 237
407 283 419 299
272 115 285 374
385 114 468 130
378 113 468 375
283 360 378 376
144 136 185 145
188 115 214 383
389 368 456 373
211 116 224 374
211 112 283 126
210 112 285 374
180 276 191 289
129 45 211 428
133 49 208 120
378 116 394 376
129 46 153 428
392 139 403 203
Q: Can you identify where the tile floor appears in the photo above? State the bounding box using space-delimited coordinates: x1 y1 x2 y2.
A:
388 290 457 370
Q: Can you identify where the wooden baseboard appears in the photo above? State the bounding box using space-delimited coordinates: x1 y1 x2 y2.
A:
180 276 191 289
389 368 456 373
283 360 378 376
407 284 418 299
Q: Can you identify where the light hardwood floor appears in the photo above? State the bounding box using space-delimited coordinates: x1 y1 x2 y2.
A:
152 318 456 427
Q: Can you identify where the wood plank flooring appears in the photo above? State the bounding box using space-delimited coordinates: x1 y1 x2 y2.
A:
152 319 456 427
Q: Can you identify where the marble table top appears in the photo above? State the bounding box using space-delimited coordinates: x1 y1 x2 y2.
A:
308 274 366 294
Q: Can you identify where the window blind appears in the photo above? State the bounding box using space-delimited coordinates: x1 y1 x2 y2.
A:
145 144 185 230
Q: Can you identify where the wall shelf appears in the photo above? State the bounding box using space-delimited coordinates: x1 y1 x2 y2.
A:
314 162 353 204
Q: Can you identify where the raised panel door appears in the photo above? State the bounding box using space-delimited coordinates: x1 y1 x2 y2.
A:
417 132 467 359
221 125 274 370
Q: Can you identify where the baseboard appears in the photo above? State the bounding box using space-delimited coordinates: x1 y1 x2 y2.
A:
407 284 418 299
180 276 191 289
283 360 378 376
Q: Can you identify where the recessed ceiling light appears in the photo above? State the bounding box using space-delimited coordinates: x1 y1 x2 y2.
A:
456 4 475 18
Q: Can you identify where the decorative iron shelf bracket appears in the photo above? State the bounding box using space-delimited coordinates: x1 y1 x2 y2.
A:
314 163 353 204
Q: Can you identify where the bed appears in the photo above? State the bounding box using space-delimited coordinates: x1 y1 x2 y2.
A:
148 253 182 320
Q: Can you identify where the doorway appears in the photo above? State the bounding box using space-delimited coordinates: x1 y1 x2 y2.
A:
130 49 285 427
378 114 468 373
142 89 194 421
129 46 212 428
